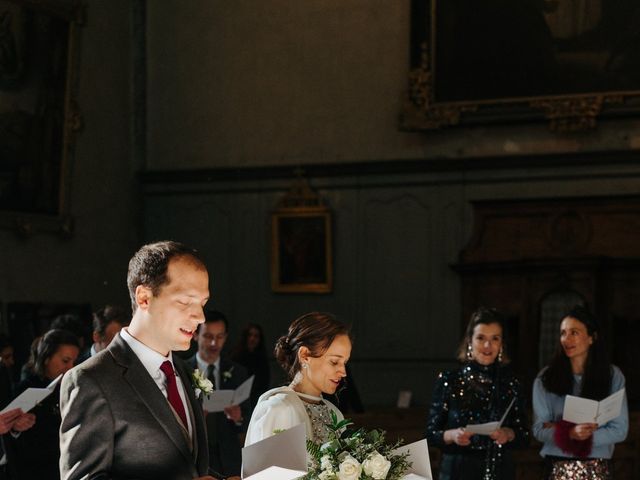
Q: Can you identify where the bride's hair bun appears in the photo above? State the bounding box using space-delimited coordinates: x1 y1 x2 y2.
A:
274 312 351 380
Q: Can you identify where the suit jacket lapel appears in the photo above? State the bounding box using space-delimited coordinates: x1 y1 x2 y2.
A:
176 356 209 474
108 336 194 466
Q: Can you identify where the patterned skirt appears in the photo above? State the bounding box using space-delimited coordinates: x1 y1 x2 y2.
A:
545 456 612 480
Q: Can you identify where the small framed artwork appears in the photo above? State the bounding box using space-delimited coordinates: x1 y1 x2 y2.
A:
271 207 332 294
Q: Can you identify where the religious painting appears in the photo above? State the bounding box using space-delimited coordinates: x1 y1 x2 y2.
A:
403 0 640 131
271 208 332 294
0 0 82 235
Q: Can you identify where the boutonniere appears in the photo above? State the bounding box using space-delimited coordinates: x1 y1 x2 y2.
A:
222 366 234 382
192 369 214 399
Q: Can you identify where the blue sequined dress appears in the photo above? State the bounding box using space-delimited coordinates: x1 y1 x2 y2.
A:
426 361 529 480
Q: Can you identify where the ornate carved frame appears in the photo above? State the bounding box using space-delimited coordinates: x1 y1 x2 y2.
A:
0 0 84 237
402 0 640 132
270 174 333 294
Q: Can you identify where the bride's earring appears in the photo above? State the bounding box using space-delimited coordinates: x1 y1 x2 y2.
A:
498 347 503 363
466 343 473 361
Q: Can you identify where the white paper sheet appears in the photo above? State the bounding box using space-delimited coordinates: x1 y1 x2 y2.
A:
465 398 515 435
563 388 625 426
203 375 254 412
1 374 63 414
243 466 306 480
393 438 433 480
241 423 307 479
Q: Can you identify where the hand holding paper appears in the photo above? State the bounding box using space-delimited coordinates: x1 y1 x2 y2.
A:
465 398 515 435
1 374 62 414
204 375 254 413
562 388 625 426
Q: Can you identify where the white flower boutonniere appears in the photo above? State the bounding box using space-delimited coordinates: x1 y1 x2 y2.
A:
222 366 234 382
192 369 214 399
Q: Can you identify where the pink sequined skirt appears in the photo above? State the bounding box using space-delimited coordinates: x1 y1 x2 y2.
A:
547 458 612 480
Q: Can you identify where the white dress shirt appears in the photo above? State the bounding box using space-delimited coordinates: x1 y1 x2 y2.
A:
195 353 220 388
120 328 193 437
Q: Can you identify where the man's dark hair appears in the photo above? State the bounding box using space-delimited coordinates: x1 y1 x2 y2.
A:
127 240 206 311
93 305 130 337
201 309 228 333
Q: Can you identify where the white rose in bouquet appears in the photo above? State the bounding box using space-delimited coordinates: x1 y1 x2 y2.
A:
363 450 392 479
320 455 334 472
337 454 362 480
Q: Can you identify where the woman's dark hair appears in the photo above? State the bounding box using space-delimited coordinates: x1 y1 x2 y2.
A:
33 329 81 379
275 312 351 380
231 323 267 358
456 307 510 363
541 305 611 400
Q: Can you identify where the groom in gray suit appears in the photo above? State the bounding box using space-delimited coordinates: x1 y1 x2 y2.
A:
59 241 221 480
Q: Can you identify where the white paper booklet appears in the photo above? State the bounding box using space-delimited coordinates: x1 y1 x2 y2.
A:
203 375 254 412
563 388 625 426
1 374 63 414
243 466 306 480
465 398 516 435
393 439 433 480
241 423 307 479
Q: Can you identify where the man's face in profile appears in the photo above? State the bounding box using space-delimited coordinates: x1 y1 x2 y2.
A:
146 256 210 355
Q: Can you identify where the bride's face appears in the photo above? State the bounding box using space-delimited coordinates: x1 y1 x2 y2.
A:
299 334 351 397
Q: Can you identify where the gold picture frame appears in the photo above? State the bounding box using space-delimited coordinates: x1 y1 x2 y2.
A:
0 0 84 237
402 0 640 132
271 206 333 294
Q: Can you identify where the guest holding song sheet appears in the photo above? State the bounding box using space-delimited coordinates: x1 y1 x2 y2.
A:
244 312 350 447
533 306 628 480
11 329 80 480
425 307 529 480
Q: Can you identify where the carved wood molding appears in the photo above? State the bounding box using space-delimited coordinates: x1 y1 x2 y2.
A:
530 95 624 132
401 42 477 129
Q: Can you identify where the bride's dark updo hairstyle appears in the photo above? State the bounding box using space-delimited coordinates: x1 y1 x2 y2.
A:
275 312 351 381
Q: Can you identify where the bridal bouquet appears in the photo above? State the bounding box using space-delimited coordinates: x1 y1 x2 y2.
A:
305 412 411 480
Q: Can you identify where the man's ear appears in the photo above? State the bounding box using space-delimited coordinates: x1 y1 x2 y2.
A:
135 285 152 311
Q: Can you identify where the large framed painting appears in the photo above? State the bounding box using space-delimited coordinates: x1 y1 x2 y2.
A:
0 0 83 236
271 207 333 294
402 0 640 131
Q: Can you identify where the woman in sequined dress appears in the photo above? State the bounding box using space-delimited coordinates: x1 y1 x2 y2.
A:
532 306 628 480
426 307 529 480
244 312 351 446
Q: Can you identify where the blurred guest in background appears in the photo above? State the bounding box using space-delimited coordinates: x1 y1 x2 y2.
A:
533 306 628 480
77 305 129 363
230 323 270 411
10 329 80 480
426 307 529 480
190 310 249 478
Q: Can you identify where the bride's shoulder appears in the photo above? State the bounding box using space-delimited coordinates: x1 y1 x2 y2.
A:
255 386 301 409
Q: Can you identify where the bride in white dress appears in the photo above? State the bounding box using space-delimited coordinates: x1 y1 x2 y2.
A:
244 312 352 446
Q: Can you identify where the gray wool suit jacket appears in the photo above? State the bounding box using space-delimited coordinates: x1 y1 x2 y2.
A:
59 334 209 480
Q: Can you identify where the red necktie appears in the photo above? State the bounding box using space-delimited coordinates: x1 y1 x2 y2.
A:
160 360 188 428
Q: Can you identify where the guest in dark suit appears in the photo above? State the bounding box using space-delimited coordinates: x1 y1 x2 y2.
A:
59 241 223 480
189 310 249 478
11 329 80 480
